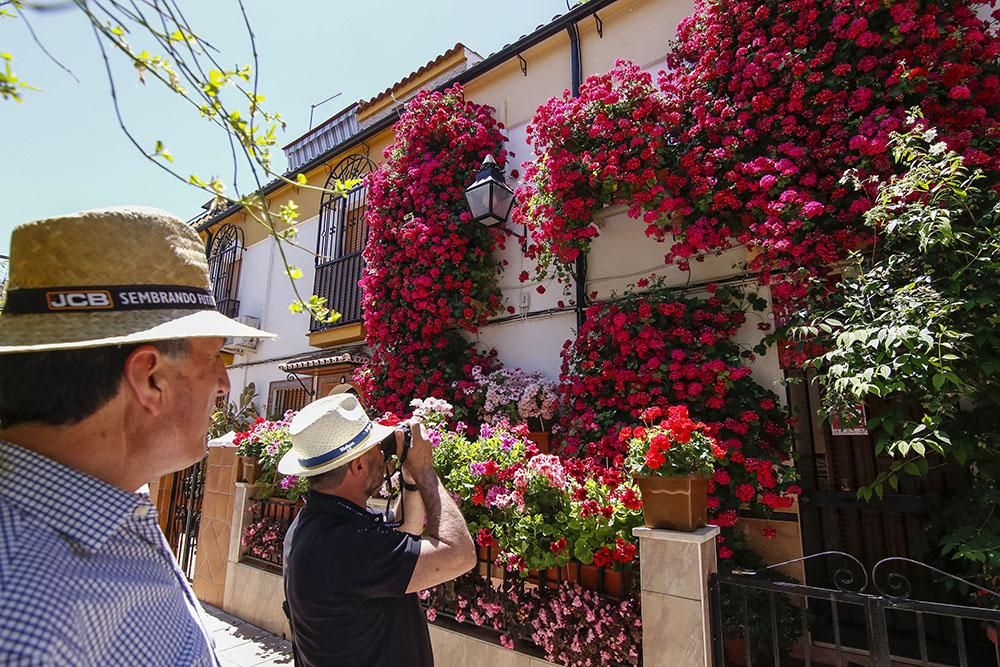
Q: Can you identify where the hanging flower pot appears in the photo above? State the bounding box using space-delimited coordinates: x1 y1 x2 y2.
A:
633 473 709 532
623 404 723 533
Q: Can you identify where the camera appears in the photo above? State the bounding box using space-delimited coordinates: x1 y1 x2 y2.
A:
379 424 412 465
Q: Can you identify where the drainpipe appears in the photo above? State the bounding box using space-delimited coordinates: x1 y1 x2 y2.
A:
566 22 588 329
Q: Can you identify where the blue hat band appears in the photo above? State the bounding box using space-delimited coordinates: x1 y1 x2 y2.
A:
297 422 373 470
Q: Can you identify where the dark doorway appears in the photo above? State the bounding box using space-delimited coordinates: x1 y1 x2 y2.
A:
786 370 979 661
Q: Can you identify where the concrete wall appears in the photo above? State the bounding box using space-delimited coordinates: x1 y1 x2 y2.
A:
429 626 558 667
223 562 291 639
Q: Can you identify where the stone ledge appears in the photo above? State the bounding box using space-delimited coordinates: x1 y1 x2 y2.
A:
633 525 720 544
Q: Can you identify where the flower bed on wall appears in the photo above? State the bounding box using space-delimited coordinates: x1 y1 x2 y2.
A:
517 0 1000 307
358 84 509 419
555 282 800 555
422 412 643 666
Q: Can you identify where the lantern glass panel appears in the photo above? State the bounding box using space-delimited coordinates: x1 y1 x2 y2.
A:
493 185 514 222
466 182 493 221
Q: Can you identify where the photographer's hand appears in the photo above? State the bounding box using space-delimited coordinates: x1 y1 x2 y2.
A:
403 420 476 593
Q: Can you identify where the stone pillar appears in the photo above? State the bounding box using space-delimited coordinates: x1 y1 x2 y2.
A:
222 482 252 611
191 445 238 607
633 526 720 667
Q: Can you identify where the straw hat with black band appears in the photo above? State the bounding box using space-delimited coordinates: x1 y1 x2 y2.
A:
0 206 274 353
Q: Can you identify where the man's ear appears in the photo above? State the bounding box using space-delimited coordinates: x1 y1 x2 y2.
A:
348 454 368 479
121 345 169 415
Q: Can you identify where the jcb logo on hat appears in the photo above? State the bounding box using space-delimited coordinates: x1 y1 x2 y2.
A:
46 290 113 311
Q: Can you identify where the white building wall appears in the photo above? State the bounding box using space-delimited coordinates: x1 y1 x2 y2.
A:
224 215 322 409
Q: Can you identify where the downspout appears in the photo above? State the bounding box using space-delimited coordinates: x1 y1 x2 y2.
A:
567 22 587 329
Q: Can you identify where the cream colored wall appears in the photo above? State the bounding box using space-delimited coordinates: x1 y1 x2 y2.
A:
223 563 291 638
429 625 558 667
578 0 689 75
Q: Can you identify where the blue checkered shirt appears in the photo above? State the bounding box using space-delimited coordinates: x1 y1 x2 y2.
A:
0 440 219 666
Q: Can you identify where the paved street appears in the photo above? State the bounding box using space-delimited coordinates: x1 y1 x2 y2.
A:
203 605 292 667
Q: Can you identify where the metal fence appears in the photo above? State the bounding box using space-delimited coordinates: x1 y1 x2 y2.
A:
709 552 1000 666
240 497 303 573
163 458 206 580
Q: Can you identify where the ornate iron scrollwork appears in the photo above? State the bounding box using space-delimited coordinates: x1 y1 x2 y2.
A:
733 550 869 593
286 372 315 397
872 556 1000 601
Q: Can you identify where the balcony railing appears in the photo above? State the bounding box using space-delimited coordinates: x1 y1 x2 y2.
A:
216 298 240 319
310 251 363 333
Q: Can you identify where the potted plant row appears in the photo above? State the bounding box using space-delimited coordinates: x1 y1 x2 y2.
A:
425 401 642 600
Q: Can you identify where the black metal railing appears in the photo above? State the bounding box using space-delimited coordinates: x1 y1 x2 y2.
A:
310 251 363 332
240 497 303 573
709 552 1000 666
216 297 240 319
164 457 206 580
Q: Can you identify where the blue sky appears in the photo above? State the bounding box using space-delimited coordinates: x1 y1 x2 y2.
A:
0 0 571 253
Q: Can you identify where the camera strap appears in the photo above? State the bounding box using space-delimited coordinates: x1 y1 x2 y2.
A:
381 462 404 529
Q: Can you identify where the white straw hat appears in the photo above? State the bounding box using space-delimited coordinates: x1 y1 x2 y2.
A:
0 206 275 353
278 394 396 477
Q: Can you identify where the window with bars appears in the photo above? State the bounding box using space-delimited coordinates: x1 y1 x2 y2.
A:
267 379 311 419
207 224 244 319
317 184 368 263
312 154 376 332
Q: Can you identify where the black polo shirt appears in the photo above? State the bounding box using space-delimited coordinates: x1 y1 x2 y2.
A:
284 491 432 667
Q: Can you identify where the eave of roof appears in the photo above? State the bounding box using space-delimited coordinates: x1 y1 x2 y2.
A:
279 348 370 372
357 42 474 111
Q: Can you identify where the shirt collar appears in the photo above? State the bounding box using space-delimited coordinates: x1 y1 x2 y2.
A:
0 440 147 553
306 491 384 524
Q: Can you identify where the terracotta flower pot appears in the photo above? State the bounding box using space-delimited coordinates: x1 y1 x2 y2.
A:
527 431 550 453
634 473 709 532
476 544 504 579
526 565 561 590
237 456 260 484
561 562 633 600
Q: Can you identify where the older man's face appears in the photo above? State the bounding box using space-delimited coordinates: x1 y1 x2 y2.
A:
160 337 230 469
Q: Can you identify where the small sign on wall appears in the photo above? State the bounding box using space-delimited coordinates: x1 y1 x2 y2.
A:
830 403 868 436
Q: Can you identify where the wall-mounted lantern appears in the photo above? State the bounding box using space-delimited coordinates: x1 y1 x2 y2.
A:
464 155 516 227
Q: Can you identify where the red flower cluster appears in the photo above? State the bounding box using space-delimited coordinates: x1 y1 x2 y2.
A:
518 0 1000 305
357 85 508 417
659 0 1000 283
556 284 799 530
514 60 673 276
593 537 638 567
557 285 751 458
